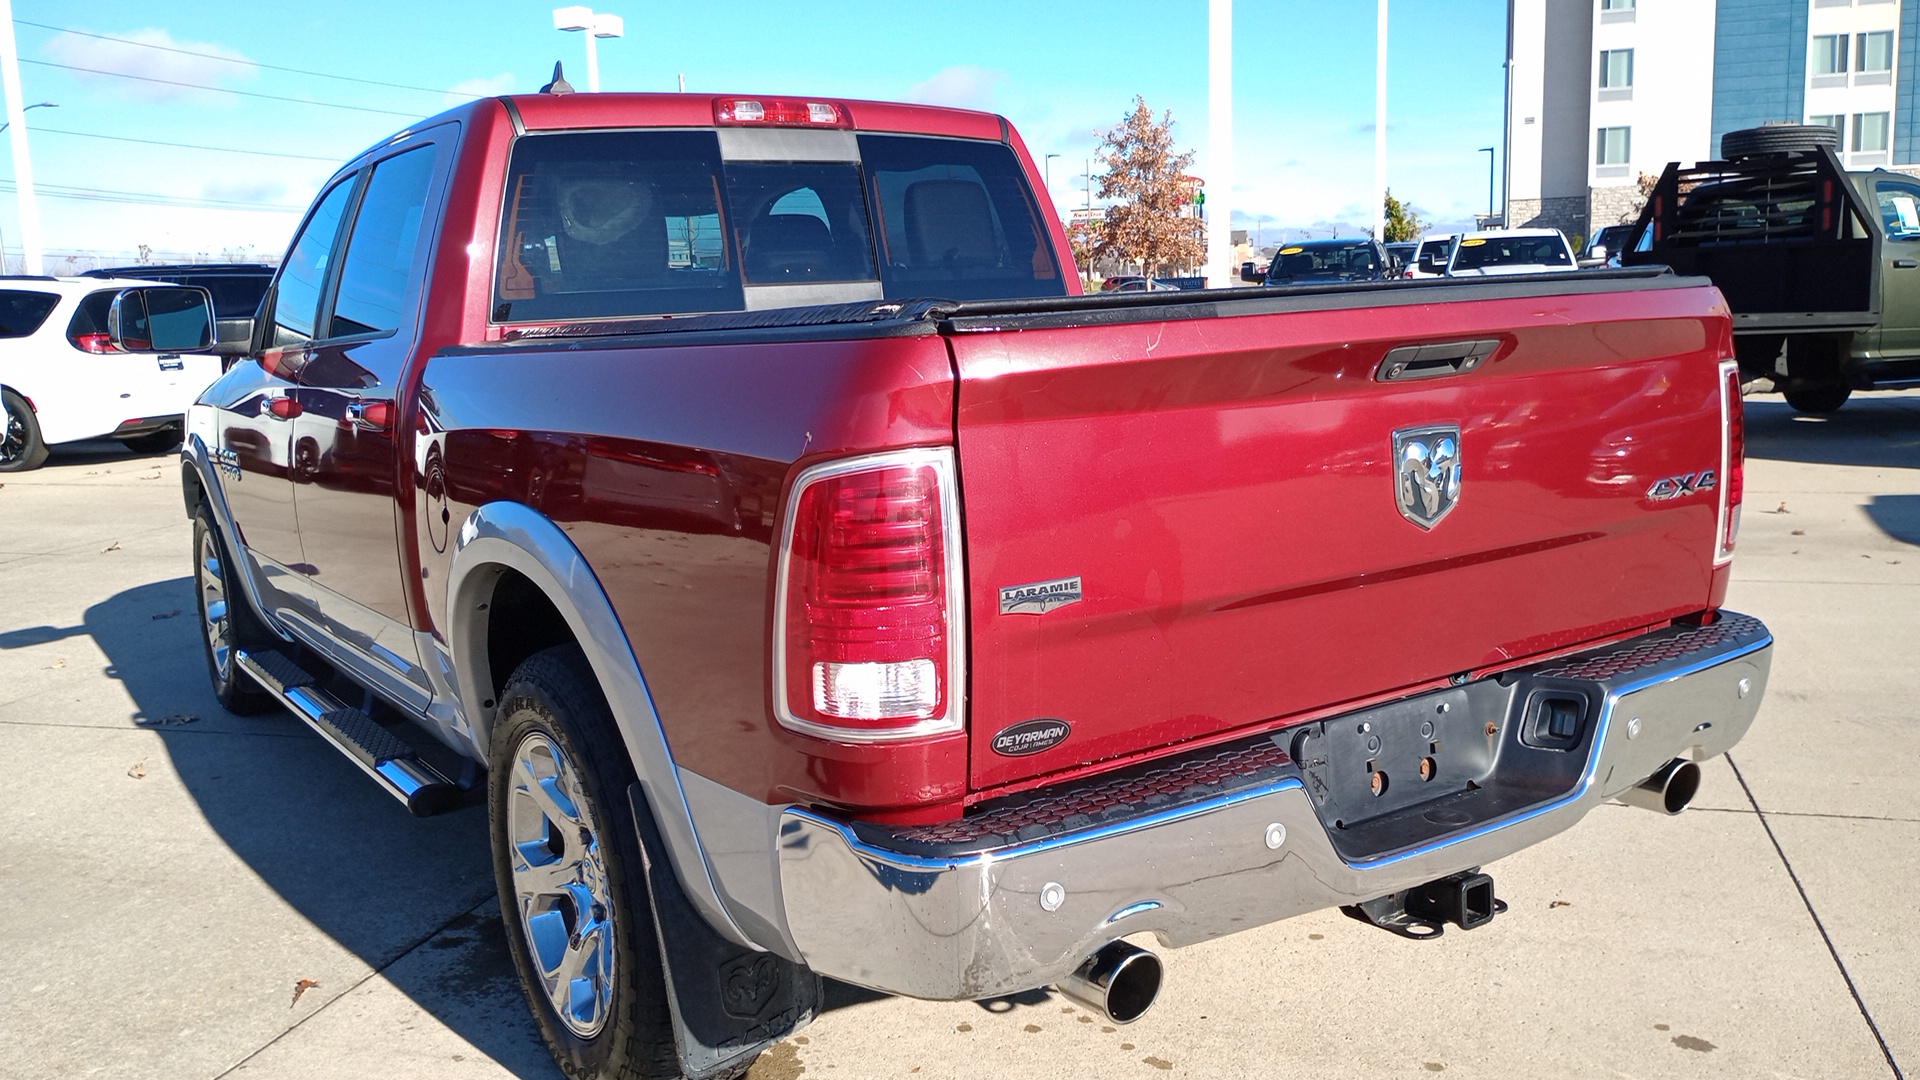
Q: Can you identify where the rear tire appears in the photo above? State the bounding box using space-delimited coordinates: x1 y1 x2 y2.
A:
0 388 49 472
490 645 704 1080
1781 380 1852 414
1722 123 1841 159
193 502 278 715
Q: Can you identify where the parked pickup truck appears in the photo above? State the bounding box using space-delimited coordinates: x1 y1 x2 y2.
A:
1625 122 1920 412
182 89 1772 1080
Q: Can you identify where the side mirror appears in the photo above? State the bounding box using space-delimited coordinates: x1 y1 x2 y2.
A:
1589 244 1609 261
109 287 213 353
1240 263 1265 283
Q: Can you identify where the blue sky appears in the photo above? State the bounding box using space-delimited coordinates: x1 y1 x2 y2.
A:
0 0 1509 268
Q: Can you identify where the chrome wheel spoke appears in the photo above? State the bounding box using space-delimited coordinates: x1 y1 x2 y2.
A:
508 731 616 1038
197 532 232 680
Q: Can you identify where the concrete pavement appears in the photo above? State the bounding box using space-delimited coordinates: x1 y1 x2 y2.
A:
0 392 1914 1080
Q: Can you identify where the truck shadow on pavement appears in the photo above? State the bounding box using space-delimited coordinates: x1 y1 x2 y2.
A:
0 576 896 1077
1743 395 1920 471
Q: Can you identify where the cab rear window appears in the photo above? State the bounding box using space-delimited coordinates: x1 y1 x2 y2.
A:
492 129 1065 323
0 290 59 338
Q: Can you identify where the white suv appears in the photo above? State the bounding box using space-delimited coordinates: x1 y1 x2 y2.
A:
0 277 220 471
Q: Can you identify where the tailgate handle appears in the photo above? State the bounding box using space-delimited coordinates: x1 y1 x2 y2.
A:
1896 259 1918 269
1375 339 1500 382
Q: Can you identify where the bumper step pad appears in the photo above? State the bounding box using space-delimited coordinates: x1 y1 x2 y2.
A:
235 649 475 816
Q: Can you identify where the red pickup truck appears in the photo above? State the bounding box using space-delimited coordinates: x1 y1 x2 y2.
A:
181 89 1772 1080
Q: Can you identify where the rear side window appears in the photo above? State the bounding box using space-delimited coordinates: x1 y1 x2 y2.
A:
330 146 438 338
197 275 270 319
0 290 59 337
496 131 743 323
859 134 1063 301
65 290 118 351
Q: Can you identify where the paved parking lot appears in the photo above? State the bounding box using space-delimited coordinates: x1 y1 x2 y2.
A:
2 392 1915 1080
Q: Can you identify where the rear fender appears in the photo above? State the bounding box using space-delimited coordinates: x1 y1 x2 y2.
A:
444 500 756 950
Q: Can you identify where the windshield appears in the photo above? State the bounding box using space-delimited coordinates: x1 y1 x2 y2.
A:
1270 244 1378 278
1450 235 1572 271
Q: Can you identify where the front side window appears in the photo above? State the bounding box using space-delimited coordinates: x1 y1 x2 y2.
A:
1854 111 1891 151
1597 126 1632 165
329 147 438 339
1814 34 1850 75
1600 49 1634 88
1876 182 1920 238
1858 30 1894 73
0 290 59 338
273 179 357 346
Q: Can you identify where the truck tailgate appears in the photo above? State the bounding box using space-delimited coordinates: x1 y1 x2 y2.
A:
947 278 1732 791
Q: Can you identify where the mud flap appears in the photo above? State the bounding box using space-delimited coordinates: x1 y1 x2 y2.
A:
629 784 821 1079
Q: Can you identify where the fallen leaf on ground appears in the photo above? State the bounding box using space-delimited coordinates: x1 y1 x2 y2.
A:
150 609 182 620
1791 529 1805 536
1772 502 1790 514
1549 900 1573 909
290 978 320 1008
46 657 65 669
137 472 162 481
126 762 146 780
101 541 121 553
135 714 199 727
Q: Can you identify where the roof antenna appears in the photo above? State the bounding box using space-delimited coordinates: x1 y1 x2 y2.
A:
541 62 574 95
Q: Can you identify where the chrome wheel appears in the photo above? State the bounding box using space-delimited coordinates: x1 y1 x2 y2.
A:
198 528 233 681
507 731 617 1038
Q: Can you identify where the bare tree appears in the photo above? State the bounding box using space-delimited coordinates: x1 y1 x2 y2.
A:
1093 97 1203 277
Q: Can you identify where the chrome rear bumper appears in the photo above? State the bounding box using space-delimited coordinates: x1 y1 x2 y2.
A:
776 614 1772 1000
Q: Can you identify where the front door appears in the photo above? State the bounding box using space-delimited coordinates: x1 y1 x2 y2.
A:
288 141 447 705
1872 177 1920 358
216 178 360 624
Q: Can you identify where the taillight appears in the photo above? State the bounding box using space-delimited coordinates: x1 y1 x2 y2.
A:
1716 360 1743 565
71 332 115 354
774 448 964 742
713 97 850 128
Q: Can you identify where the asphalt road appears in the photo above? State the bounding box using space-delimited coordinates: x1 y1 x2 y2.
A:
2 392 1915 1080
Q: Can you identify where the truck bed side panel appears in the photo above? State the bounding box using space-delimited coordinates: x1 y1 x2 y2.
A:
950 282 1732 791
415 331 963 811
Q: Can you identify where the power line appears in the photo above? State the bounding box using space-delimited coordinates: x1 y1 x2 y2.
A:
14 19 480 100
32 126 345 162
19 58 423 118
0 179 305 213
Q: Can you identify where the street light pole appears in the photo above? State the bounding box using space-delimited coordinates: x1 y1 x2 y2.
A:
1374 0 1388 243
0 0 45 275
1479 146 1495 224
1084 157 1093 209
1044 153 1060 204
553 6 624 92
1206 0 1233 288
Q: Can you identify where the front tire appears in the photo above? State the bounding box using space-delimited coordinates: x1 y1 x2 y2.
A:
0 388 49 472
193 502 277 715
490 645 688 1080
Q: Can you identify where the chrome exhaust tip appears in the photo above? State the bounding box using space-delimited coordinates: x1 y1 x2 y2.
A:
1057 941 1163 1025
1618 758 1702 815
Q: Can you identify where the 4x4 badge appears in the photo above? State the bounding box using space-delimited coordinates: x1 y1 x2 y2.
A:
1393 425 1462 530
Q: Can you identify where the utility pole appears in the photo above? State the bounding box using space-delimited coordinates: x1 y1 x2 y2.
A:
1374 0 1388 243
0 0 44 275
1206 0 1233 288
1084 157 1093 210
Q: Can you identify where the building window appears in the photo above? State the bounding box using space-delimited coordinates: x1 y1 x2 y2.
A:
1597 126 1632 167
1600 49 1634 88
1854 112 1890 153
1809 113 1846 145
1600 0 1635 23
1856 31 1894 84
1813 34 1850 75
1601 0 1634 9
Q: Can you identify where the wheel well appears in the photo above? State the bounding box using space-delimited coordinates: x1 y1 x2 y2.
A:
182 463 206 517
484 567 578 703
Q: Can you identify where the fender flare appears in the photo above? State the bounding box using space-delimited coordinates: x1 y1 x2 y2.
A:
445 500 755 950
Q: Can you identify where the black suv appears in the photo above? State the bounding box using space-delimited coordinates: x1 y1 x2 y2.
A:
83 263 273 355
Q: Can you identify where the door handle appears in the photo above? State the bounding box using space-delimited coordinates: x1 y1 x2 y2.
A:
1896 259 1917 268
157 354 185 372
346 399 393 433
260 395 301 420
1375 339 1502 382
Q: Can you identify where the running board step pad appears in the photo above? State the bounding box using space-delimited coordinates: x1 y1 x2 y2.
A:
234 650 475 817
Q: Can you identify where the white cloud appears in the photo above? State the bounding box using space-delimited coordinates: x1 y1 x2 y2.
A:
907 66 1007 112
203 179 291 206
45 27 258 102
447 72 516 108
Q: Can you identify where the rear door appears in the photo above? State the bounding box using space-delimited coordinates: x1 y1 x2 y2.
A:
948 281 1731 790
